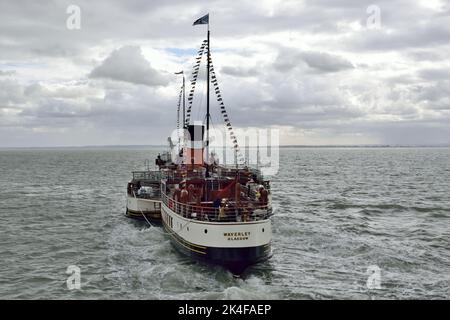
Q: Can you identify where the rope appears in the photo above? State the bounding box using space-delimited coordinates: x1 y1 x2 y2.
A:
184 39 245 164
185 39 208 126
130 190 192 236
176 86 183 131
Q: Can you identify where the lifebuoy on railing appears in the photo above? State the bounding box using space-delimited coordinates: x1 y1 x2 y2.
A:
169 199 174 209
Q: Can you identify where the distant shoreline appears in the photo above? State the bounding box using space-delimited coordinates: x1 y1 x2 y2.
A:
1 144 450 150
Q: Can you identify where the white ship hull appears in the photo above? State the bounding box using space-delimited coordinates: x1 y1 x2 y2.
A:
161 202 272 274
126 195 161 221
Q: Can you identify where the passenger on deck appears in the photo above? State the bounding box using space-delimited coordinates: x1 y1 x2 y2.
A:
188 184 195 202
209 152 217 165
174 186 181 202
259 186 268 206
174 186 181 212
197 187 203 204
213 198 221 209
156 154 162 168
242 208 249 222
235 182 241 203
218 199 228 221
180 186 189 217
215 198 222 219
243 166 252 178
246 182 251 197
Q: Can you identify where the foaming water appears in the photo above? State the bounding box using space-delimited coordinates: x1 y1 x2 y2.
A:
0 147 449 299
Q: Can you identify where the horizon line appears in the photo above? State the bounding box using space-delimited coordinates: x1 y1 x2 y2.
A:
1 143 450 149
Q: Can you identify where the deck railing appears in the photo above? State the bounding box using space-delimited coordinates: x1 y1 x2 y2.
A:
132 171 165 181
164 170 206 181
133 190 161 200
161 192 272 223
133 166 267 184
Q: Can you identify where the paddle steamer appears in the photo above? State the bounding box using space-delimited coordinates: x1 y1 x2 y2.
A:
124 14 274 273
158 14 274 274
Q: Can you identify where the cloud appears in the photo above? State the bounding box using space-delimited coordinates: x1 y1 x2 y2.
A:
0 79 25 105
0 70 15 76
89 46 169 86
299 51 354 72
274 48 354 73
418 68 450 80
221 66 260 77
1 0 450 146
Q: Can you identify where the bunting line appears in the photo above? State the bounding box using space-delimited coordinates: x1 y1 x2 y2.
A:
181 38 245 164
185 39 208 127
208 55 245 164
176 86 183 131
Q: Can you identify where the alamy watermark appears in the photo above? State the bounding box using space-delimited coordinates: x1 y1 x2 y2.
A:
66 265 81 290
366 5 381 30
66 5 81 30
366 265 382 290
170 127 280 176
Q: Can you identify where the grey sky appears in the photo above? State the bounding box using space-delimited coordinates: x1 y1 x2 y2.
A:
0 0 449 147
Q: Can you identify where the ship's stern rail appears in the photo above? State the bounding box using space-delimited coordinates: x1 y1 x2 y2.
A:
127 181 161 199
161 192 272 223
162 201 272 248
132 170 166 181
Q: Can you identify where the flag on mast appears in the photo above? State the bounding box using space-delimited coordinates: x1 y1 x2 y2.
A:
193 14 209 26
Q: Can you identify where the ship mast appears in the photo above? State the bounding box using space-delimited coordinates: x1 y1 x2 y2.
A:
182 73 186 128
192 13 211 177
206 26 210 178
175 70 185 152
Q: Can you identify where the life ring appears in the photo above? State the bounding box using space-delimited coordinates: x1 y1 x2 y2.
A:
169 199 174 209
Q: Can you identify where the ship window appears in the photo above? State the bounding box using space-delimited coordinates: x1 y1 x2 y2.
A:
262 228 265 232
204 229 208 234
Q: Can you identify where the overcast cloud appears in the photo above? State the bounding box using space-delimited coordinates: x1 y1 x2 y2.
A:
0 0 449 147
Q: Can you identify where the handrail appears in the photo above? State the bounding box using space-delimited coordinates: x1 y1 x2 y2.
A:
161 192 272 223
216 166 266 184
132 165 267 182
132 170 166 181
165 170 205 181
130 191 161 200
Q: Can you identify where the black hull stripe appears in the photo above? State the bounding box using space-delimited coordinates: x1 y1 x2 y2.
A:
162 219 206 254
127 208 161 215
125 209 161 221
162 220 271 273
